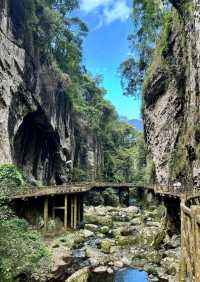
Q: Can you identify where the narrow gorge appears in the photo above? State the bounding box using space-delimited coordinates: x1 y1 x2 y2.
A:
1 0 200 282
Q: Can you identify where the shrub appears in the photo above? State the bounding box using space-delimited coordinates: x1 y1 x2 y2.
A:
72 168 88 182
0 164 24 187
86 190 104 206
0 164 25 199
0 218 51 282
102 188 119 207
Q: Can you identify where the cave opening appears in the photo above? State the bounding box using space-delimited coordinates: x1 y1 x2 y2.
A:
13 110 62 185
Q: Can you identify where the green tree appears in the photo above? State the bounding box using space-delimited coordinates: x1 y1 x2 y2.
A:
120 0 170 96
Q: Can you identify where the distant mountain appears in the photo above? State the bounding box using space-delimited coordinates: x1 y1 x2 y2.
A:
128 119 143 131
120 116 143 131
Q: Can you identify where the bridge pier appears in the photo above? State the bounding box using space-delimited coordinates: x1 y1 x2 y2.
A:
64 194 68 230
43 193 83 232
44 197 49 232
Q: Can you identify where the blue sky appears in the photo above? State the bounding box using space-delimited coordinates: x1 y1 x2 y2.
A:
77 0 141 120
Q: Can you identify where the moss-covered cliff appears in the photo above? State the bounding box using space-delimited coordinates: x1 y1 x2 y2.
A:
0 0 103 185
143 0 200 187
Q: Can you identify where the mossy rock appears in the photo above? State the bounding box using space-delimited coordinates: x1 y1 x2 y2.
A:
131 258 147 268
100 226 109 234
143 264 159 276
66 267 90 282
59 232 85 248
117 235 139 247
130 217 142 226
100 239 114 253
145 250 162 264
152 230 166 250
84 214 113 227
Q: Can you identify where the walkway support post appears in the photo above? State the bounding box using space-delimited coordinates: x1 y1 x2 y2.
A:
44 197 49 232
77 194 81 226
64 194 68 230
74 194 77 229
71 195 74 228
52 198 55 219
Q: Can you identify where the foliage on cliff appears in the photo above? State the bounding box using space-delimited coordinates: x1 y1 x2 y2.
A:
0 164 26 199
13 0 148 184
120 0 171 96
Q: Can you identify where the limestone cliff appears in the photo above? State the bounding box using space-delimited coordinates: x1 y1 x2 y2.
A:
0 0 102 185
143 0 200 187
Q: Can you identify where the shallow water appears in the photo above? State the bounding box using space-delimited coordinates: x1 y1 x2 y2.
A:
90 268 148 282
115 268 148 282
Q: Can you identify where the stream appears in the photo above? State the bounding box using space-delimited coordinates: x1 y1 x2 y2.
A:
90 268 148 282
48 190 180 282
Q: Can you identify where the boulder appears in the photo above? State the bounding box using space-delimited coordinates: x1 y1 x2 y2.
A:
100 239 114 254
93 266 107 273
100 226 110 234
84 224 99 232
65 267 90 282
82 230 95 238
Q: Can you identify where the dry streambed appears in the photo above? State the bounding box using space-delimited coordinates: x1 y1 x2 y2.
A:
47 204 180 282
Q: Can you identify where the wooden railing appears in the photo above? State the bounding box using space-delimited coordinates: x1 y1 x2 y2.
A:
4 182 136 200
180 195 200 281
4 180 200 201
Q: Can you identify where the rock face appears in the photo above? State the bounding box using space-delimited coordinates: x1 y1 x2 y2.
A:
0 1 102 185
143 1 200 187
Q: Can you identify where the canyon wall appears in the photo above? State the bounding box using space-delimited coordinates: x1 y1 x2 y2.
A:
143 0 200 188
0 0 102 186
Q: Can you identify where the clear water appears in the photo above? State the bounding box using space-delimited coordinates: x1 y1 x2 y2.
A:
90 268 148 282
115 268 148 282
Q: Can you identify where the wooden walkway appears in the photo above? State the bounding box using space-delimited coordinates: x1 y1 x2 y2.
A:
9 182 136 200
6 181 200 201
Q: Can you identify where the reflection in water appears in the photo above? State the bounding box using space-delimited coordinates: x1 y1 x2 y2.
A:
115 269 148 282
89 272 114 282
89 268 148 282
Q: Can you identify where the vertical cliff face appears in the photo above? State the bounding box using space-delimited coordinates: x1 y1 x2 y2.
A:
0 0 102 185
143 0 200 187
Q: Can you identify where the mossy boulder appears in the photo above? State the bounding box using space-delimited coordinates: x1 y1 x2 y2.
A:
100 239 114 253
66 267 90 282
100 226 109 234
117 235 139 246
130 217 142 226
85 214 113 227
84 224 99 232
140 227 161 246
152 229 165 249
145 250 162 264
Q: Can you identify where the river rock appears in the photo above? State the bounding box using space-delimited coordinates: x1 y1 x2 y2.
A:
100 239 114 253
130 217 142 226
117 235 139 246
82 230 95 238
85 214 113 227
121 227 139 236
113 260 124 268
65 267 90 282
124 206 140 214
93 266 107 273
100 226 109 234
84 224 99 232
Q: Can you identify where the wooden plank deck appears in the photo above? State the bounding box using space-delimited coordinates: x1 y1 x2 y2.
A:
9 182 136 200
6 181 200 201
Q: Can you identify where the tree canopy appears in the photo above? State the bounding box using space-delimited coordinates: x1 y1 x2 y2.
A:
119 0 170 96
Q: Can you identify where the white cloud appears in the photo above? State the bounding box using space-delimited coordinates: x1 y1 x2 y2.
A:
103 1 131 24
80 0 131 27
80 0 113 13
